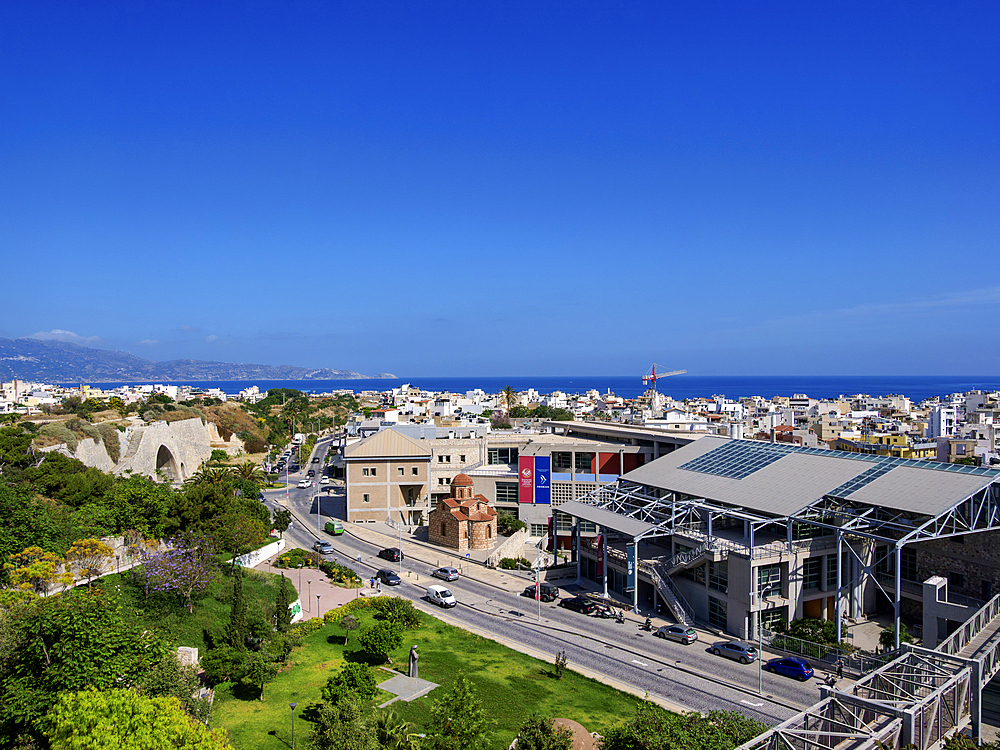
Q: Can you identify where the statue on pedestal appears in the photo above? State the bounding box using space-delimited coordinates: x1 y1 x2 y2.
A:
408 645 419 679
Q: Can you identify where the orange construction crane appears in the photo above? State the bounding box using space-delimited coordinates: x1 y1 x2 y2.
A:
642 363 686 391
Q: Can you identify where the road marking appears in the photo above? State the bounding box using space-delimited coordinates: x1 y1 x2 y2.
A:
631 659 648 667
740 700 763 707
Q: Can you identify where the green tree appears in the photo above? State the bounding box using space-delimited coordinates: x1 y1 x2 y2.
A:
65 537 113 589
200 645 245 686
0 590 170 744
311 694 380 750
426 674 495 750
223 569 249 650
239 649 279 701
357 621 404 663
272 508 292 538
275 574 294 632
880 624 916 651
321 662 379 704
231 461 265 484
134 653 211 724
46 688 232 750
514 715 573 750
339 614 360 645
496 511 527 536
3 546 72 596
602 704 767 750
106 475 172 539
502 386 518 414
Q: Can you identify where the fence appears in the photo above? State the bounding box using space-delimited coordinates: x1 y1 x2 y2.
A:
761 627 902 677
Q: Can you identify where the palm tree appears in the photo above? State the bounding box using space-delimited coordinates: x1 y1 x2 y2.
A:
185 466 231 486
231 460 266 485
502 386 518 415
373 709 418 750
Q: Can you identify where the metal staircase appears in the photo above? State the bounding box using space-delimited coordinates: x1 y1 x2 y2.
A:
649 562 695 627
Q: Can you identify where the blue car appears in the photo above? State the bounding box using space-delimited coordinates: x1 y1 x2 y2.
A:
764 657 814 681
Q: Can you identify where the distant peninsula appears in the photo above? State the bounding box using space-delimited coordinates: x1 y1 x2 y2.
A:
0 338 396 382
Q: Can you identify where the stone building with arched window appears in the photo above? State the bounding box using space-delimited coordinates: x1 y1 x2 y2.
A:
428 473 498 551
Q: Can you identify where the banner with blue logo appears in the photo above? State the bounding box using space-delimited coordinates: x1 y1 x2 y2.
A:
626 544 635 592
534 455 550 504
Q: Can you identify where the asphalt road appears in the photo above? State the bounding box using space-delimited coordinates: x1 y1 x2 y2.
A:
261 438 817 727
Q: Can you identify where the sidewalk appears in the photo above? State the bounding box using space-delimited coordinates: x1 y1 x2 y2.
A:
250 545 363 620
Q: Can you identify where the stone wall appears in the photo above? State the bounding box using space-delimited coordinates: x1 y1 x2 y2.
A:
913 530 1000 601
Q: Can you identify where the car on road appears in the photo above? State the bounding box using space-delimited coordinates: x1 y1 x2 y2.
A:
711 640 759 664
311 457 320 463
764 657 814 681
522 582 560 602
559 596 598 614
426 584 457 607
655 625 699 644
320 476 330 484
297 479 310 488
313 540 334 555
376 569 401 586
289 464 300 473
306 469 315 478
378 547 404 562
432 567 459 582
324 520 344 536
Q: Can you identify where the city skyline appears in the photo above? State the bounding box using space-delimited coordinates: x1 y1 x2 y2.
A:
1 2 997 377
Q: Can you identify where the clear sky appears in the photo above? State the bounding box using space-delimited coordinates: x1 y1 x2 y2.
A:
1 2 997 377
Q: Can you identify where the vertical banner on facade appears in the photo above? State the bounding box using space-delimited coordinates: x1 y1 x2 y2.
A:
596 534 604 577
534 455 551 504
518 456 534 503
626 543 636 592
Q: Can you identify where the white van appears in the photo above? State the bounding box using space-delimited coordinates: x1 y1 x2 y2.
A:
426 584 457 608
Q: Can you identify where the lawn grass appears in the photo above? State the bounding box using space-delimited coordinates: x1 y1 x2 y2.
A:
109 564 283 652
212 606 642 750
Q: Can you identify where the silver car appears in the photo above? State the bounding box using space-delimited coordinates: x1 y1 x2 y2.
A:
655 625 698 644
711 640 759 664
432 567 459 582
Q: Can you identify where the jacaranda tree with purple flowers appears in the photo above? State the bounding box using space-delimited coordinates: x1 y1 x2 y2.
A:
143 532 218 613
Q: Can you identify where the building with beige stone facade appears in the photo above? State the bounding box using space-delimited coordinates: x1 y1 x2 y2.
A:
343 428 431 525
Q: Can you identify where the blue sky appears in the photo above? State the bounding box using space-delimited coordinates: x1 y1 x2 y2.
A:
1 2 997 377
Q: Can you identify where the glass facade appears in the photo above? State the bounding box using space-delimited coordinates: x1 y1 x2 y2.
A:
708 561 728 594
758 564 782 597
496 482 518 503
803 558 821 590
708 596 727 629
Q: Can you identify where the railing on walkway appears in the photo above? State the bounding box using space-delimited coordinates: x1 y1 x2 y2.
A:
938 586 1000 656
648 563 694 626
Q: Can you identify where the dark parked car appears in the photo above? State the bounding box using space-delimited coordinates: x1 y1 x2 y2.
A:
306 469 315 478
378 547 404 562
312 540 334 555
764 657 814 681
432 567 459 582
376 569 401 586
654 625 699 644
559 596 597 614
522 582 560 602
289 464 300 473
711 640 759 664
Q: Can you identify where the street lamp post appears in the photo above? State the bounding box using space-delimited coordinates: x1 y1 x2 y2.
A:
307 579 311 611
297 564 302 597
316 593 321 619
289 703 297 749
115 554 120 575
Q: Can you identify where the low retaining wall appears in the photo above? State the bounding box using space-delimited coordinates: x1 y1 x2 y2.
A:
235 538 286 568
487 529 529 568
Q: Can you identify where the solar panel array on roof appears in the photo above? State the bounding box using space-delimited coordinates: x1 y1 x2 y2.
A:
678 438 1000 483
827 462 896 498
677 440 797 479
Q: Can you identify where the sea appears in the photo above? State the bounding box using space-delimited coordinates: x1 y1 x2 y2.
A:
68 375 1000 404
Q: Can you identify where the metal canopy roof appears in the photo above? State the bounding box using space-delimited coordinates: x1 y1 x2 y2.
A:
558 500 657 537
622 436 998 520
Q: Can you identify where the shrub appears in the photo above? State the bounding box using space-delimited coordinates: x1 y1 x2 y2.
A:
289 617 325 637
497 511 527 536
371 597 421 629
275 548 319 569
358 621 403 662
499 557 531 570
323 596 378 624
96 422 121 463
321 662 379 704
318 560 362 586
39 422 79 450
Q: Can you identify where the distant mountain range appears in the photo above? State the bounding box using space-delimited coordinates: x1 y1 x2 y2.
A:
0 338 396 382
